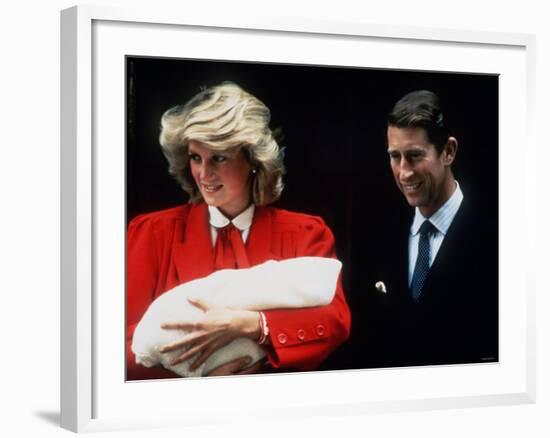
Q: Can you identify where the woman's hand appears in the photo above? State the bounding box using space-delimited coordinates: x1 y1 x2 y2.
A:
159 298 261 373
206 356 265 376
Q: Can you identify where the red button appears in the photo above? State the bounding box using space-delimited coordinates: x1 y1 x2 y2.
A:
297 329 306 341
277 333 288 344
316 324 326 337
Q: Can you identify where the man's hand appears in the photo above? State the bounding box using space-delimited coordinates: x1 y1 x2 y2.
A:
159 298 261 371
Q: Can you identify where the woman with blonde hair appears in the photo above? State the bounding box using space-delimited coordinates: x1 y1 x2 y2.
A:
126 82 350 379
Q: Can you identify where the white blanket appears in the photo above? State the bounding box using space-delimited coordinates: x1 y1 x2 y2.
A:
131 257 341 377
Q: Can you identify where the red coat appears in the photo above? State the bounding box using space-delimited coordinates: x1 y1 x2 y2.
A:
127 203 351 380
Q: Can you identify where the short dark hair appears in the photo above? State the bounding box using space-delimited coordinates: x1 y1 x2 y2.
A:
388 90 450 153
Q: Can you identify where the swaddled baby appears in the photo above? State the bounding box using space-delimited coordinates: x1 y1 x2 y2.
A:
131 256 341 377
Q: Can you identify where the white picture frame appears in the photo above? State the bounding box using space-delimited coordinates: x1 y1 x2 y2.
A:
60 4 536 433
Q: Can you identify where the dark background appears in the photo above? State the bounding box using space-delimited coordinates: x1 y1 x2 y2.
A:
126 56 498 369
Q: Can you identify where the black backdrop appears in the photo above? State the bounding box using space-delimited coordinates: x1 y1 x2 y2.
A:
126 56 498 369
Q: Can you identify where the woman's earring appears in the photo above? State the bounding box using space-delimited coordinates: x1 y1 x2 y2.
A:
252 169 257 175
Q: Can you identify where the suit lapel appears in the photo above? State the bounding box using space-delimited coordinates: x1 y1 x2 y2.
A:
172 203 215 283
245 206 278 266
421 201 467 304
397 217 413 304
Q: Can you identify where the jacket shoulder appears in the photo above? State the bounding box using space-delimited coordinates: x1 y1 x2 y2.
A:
128 204 191 230
269 207 328 231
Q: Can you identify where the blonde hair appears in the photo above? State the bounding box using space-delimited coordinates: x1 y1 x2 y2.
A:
159 82 285 206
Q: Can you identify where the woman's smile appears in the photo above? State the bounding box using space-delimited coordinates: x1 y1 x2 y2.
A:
189 140 253 218
200 183 223 193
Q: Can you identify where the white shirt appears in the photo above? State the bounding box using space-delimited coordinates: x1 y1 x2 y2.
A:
208 204 255 246
407 181 464 287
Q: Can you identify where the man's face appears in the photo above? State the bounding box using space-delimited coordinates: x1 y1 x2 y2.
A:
387 126 456 217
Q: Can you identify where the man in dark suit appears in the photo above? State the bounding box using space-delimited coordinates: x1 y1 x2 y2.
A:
350 90 498 368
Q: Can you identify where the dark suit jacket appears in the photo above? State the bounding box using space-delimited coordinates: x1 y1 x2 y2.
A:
336 194 498 369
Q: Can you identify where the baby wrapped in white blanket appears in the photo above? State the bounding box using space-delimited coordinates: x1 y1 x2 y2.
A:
131 256 341 377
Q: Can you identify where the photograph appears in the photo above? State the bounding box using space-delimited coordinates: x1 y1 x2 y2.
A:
125 56 499 380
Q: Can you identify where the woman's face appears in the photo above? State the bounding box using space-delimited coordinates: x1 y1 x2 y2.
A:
188 140 253 219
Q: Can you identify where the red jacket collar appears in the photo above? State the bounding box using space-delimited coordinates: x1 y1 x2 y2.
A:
172 203 277 283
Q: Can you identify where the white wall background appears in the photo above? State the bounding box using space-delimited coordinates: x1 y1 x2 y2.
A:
0 0 547 437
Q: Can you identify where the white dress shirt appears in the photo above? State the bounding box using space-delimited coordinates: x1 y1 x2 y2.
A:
407 181 464 287
208 204 255 246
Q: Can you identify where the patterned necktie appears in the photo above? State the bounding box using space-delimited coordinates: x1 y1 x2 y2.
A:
410 220 436 303
213 223 250 270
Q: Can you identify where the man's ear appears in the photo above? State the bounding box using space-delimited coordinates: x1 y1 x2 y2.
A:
442 137 458 166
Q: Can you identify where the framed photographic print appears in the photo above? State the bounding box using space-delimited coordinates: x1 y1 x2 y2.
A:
61 5 536 433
